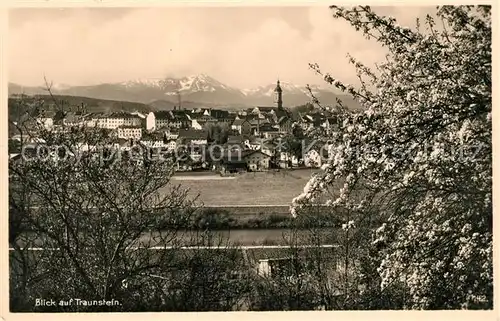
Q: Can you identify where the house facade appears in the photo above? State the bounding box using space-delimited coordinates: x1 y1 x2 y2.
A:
231 117 252 135
146 110 191 131
278 117 293 133
116 126 142 140
141 132 165 148
244 150 272 171
152 111 171 131
95 112 142 130
259 124 281 140
145 112 156 131
165 139 177 151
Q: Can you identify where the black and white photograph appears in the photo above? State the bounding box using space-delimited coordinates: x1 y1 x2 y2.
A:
5 2 494 314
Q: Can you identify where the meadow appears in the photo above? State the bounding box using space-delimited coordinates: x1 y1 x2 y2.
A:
166 169 321 206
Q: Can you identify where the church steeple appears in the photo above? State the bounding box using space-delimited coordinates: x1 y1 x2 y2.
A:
274 79 283 110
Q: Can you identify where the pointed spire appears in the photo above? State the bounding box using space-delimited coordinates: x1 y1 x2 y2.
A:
275 78 283 109
275 79 282 92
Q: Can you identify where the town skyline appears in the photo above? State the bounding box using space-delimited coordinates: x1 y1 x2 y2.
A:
9 6 435 89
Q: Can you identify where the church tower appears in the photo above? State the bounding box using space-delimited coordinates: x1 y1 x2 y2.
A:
274 79 283 110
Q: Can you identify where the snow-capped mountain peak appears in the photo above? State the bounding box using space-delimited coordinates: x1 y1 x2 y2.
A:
120 78 166 88
242 81 317 97
241 86 266 96
179 74 225 93
114 74 239 100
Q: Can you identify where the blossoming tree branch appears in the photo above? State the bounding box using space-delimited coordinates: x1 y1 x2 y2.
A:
292 5 492 309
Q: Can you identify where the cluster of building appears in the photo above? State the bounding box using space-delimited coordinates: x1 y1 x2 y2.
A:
11 80 340 172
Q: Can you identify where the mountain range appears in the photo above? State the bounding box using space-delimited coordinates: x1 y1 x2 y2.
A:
9 74 362 111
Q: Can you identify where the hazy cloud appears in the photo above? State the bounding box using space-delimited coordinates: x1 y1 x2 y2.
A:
9 6 434 89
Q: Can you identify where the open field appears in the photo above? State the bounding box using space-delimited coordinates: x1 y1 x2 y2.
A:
165 169 323 206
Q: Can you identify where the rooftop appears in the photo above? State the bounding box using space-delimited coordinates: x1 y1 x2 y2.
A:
178 128 208 139
231 118 249 126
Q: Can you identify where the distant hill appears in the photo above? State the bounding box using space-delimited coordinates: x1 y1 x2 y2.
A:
147 99 177 110
8 94 155 120
9 83 49 96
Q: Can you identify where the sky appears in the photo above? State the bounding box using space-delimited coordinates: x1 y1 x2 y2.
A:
8 5 436 89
